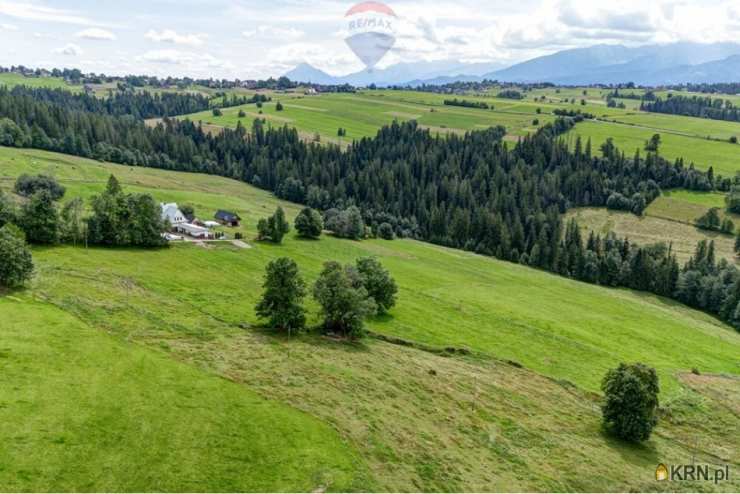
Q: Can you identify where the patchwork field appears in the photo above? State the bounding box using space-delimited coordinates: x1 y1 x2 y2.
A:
566 120 740 176
566 189 739 263
174 87 740 176
1 145 739 491
180 91 553 145
566 207 737 264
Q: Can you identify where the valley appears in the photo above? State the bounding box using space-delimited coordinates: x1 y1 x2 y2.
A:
1 146 739 491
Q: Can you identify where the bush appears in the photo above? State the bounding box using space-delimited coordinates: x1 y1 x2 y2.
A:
325 206 365 240
0 224 34 288
377 222 395 240
294 207 323 239
0 189 17 228
276 101 284 111
356 257 398 314
601 363 659 442
257 206 290 243
238 109 246 118
313 261 376 339
20 190 59 244
255 257 306 333
212 108 223 117
14 174 65 201
696 208 722 231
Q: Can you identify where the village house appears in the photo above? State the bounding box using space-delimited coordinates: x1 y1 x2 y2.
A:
161 203 215 239
161 203 187 226
215 210 241 227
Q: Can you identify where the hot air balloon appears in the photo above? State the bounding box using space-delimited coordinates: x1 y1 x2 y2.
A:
344 1 397 70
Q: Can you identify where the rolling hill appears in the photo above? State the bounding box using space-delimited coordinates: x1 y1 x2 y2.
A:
1 146 739 491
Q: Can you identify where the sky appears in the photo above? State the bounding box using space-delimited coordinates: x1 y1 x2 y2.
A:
1 0 739 79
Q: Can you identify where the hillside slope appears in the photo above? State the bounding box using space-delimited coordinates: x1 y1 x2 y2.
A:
1 146 739 491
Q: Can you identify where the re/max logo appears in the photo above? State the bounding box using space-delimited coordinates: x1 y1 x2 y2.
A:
348 17 393 31
663 464 730 484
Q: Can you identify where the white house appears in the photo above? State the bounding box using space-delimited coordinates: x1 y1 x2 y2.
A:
161 203 186 225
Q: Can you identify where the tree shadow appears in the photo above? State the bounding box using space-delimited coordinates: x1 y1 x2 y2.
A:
247 322 373 353
599 425 661 467
369 312 395 324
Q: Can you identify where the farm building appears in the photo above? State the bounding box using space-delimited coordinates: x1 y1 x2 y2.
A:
215 210 241 227
161 203 187 225
173 222 214 239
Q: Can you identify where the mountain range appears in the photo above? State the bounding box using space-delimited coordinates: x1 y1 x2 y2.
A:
284 42 740 86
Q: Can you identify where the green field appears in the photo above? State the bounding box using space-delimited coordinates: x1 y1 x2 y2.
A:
0 297 370 492
175 87 740 176
567 120 740 176
566 189 740 263
180 91 554 144
566 207 737 263
646 190 736 224
0 72 80 91
1 146 739 491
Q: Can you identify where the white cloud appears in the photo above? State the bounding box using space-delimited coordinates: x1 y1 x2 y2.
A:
53 43 83 56
76 28 116 41
242 25 304 40
0 22 18 30
145 29 205 46
0 1 102 26
137 49 234 71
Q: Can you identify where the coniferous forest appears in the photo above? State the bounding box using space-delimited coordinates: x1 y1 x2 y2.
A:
1 85 740 329
641 94 740 123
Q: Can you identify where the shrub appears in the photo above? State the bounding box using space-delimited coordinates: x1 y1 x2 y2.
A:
14 174 65 200
20 190 59 244
212 108 223 117
377 222 395 240
238 109 246 118
601 362 659 442
0 224 34 288
696 208 722 231
0 189 17 228
356 257 398 314
325 206 364 240
256 206 290 243
294 207 323 239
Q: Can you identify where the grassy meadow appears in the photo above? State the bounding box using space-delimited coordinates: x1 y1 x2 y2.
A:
0 72 79 91
566 207 737 263
565 120 740 176
1 145 739 490
0 297 370 492
566 188 739 264
181 91 552 145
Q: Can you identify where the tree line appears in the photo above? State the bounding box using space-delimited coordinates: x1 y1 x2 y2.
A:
641 94 740 124
0 174 165 249
2 86 212 119
443 98 491 110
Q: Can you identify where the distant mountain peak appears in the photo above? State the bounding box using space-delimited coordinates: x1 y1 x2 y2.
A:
284 42 740 87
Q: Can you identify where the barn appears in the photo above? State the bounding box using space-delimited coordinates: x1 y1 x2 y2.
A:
215 210 241 227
